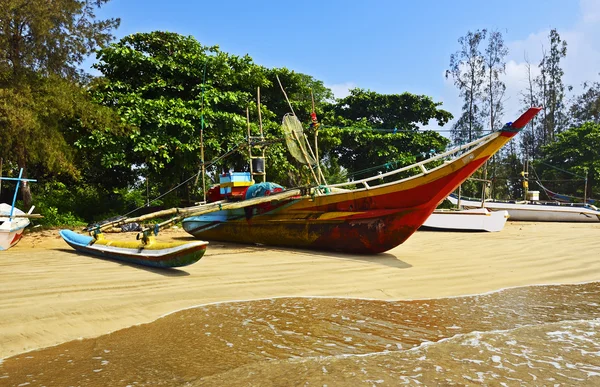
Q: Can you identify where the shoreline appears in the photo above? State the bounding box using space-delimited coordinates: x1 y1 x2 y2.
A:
1 222 600 359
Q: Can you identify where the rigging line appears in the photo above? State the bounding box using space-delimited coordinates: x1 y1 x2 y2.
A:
318 125 495 134
122 141 247 218
534 160 586 179
536 179 588 182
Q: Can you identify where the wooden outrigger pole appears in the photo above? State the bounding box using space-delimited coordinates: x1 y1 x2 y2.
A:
89 188 302 238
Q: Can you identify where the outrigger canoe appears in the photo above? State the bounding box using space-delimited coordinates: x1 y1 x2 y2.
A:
59 230 208 268
68 107 541 257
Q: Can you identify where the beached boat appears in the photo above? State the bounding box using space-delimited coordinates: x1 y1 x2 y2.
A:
0 169 40 251
536 180 597 205
0 204 31 250
420 207 509 232
181 108 541 253
59 230 208 268
448 194 600 223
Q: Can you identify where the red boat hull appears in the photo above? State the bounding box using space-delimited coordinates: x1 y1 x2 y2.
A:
183 109 541 254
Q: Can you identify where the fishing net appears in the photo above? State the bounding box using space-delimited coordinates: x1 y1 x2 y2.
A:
282 113 316 166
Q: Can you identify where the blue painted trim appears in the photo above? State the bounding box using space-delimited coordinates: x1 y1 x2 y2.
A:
9 169 23 219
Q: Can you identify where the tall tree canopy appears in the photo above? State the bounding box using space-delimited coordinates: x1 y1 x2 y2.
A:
536 122 600 200
0 0 120 206
88 32 454 203
535 29 568 148
88 31 335 200
569 78 600 127
318 88 452 181
446 29 487 144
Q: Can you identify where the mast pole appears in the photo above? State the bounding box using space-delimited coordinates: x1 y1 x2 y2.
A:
584 168 588 205
200 63 207 203
257 87 265 182
276 74 296 117
9 168 23 219
247 107 253 178
311 90 326 185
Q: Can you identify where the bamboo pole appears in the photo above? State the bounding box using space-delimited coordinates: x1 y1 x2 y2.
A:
584 168 588 205
3 214 44 219
257 87 265 182
292 130 320 184
246 107 253 178
200 125 206 203
310 90 326 185
257 87 263 137
276 75 296 117
134 188 303 238
480 162 488 208
94 188 303 233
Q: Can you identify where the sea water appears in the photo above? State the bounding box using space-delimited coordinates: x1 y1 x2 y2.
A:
1 282 599 386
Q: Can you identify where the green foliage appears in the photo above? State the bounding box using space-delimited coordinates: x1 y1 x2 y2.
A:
537 122 600 198
38 206 86 228
0 0 121 207
317 88 451 180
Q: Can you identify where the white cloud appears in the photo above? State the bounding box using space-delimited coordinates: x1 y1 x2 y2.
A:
325 82 356 99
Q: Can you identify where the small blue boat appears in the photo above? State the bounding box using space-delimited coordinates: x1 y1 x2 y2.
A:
60 230 208 268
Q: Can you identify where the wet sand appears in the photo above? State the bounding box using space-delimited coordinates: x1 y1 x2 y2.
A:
1 222 600 385
2 284 599 386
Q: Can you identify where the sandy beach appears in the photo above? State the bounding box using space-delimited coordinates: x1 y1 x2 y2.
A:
1 221 600 360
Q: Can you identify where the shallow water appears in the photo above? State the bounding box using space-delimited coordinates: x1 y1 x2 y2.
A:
1 282 599 386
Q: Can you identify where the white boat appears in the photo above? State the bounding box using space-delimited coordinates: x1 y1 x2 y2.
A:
448 194 600 223
0 168 39 250
0 203 31 250
421 207 509 232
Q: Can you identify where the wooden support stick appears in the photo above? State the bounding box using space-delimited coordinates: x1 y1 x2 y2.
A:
95 189 303 233
292 130 320 185
135 189 303 237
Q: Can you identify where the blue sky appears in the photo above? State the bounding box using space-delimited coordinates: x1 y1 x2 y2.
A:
89 0 599 127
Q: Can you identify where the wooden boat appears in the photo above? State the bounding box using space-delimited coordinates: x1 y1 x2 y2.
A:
0 169 40 251
59 229 208 268
0 204 30 250
420 207 509 232
448 194 600 223
181 108 541 253
536 180 597 205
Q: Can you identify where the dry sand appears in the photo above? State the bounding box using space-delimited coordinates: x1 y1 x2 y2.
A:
1 222 599 359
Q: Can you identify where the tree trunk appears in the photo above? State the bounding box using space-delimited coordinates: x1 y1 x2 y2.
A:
17 147 33 209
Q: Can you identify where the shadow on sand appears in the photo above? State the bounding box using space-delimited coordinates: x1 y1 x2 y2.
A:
57 249 191 277
170 237 412 269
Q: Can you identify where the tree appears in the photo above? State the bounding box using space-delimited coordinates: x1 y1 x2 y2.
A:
519 55 540 157
536 29 568 146
0 0 120 207
569 77 600 127
537 122 600 199
318 88 452 180
89 32 337 201
446 29 487 144
483 30 508 132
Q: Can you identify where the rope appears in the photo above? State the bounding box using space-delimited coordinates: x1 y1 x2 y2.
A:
319 125 494 134
535 160 586 179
